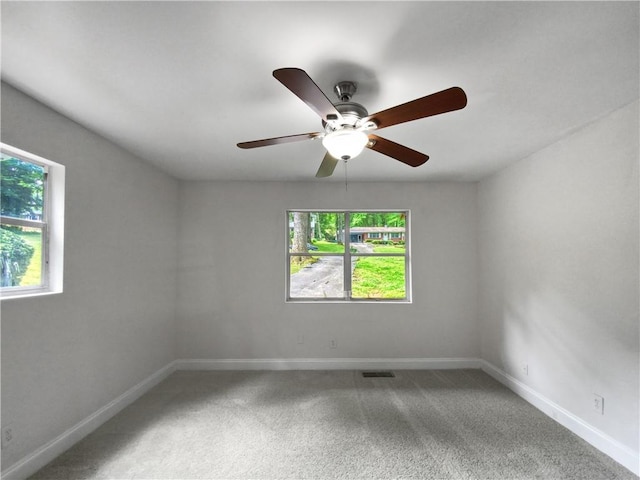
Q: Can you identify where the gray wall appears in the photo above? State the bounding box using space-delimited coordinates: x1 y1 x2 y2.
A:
0 83 180 468
177 181 479 360
478 101 639 451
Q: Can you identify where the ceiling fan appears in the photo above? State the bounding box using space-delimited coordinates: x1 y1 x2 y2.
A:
237 68 467 178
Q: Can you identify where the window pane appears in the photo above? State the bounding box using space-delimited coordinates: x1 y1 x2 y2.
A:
1 224 43 287
289 212 345 253
1 154 46 220
352 256 406 299
289 256 344 298
349 212 406 245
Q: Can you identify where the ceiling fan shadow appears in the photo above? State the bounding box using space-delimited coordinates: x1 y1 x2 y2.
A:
311 60 380 106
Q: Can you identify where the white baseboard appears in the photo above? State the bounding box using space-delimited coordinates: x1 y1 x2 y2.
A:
176 357 482 371
480 360 639 476
1 361 178 480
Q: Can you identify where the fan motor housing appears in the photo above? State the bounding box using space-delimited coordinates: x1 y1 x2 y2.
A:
323 101 369 131
336 102 368 120
322 81 369 131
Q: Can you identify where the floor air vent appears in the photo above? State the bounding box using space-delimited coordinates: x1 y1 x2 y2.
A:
362 371 395 378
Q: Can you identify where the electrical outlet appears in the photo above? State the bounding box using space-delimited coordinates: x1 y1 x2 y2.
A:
296 334 304 345
521 363 529 376
593 394 604 415
2 426 14 450
330 339 338 349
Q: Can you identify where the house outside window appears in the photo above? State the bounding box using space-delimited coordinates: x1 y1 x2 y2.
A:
287 211 410 302
0 144 65 298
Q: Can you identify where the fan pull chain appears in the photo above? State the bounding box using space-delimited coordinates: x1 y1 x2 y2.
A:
343 158 348 191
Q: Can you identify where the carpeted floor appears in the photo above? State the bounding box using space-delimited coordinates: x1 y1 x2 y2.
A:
29 369 637 479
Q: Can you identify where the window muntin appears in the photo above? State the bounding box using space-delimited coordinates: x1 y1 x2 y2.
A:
1 144 64 298
287 211 410 302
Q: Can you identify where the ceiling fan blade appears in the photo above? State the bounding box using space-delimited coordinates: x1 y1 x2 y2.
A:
273 68 343 123
237 132 321 149
367 134 429 167
365 87 467 130
315 152 339 178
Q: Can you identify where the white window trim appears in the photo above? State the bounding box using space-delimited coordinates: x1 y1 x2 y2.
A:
0 143 65 300
286 210 411 304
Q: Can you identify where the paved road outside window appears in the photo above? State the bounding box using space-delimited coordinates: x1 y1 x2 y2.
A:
289 243 373 298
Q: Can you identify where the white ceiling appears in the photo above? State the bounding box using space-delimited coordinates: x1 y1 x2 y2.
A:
1 1 638 182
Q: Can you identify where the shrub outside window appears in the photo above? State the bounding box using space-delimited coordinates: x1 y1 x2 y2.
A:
0 144 65 298
287 211 410 302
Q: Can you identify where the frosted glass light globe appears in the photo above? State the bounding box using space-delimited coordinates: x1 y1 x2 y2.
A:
322 129 368 160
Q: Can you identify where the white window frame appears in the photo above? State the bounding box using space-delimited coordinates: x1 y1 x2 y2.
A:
0 143 65 299
286 210 411 303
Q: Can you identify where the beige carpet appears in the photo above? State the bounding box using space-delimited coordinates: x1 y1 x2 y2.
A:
29 369 637 479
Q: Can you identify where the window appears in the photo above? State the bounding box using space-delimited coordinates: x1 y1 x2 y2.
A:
1 144 65 298
287 211 410 302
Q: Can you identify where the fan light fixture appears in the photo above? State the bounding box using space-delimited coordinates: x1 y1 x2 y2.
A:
322 129 369 160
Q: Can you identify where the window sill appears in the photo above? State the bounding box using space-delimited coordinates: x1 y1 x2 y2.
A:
0 289 62 301
286 299 412 304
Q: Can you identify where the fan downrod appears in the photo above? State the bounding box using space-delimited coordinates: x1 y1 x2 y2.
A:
334 81 357 102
